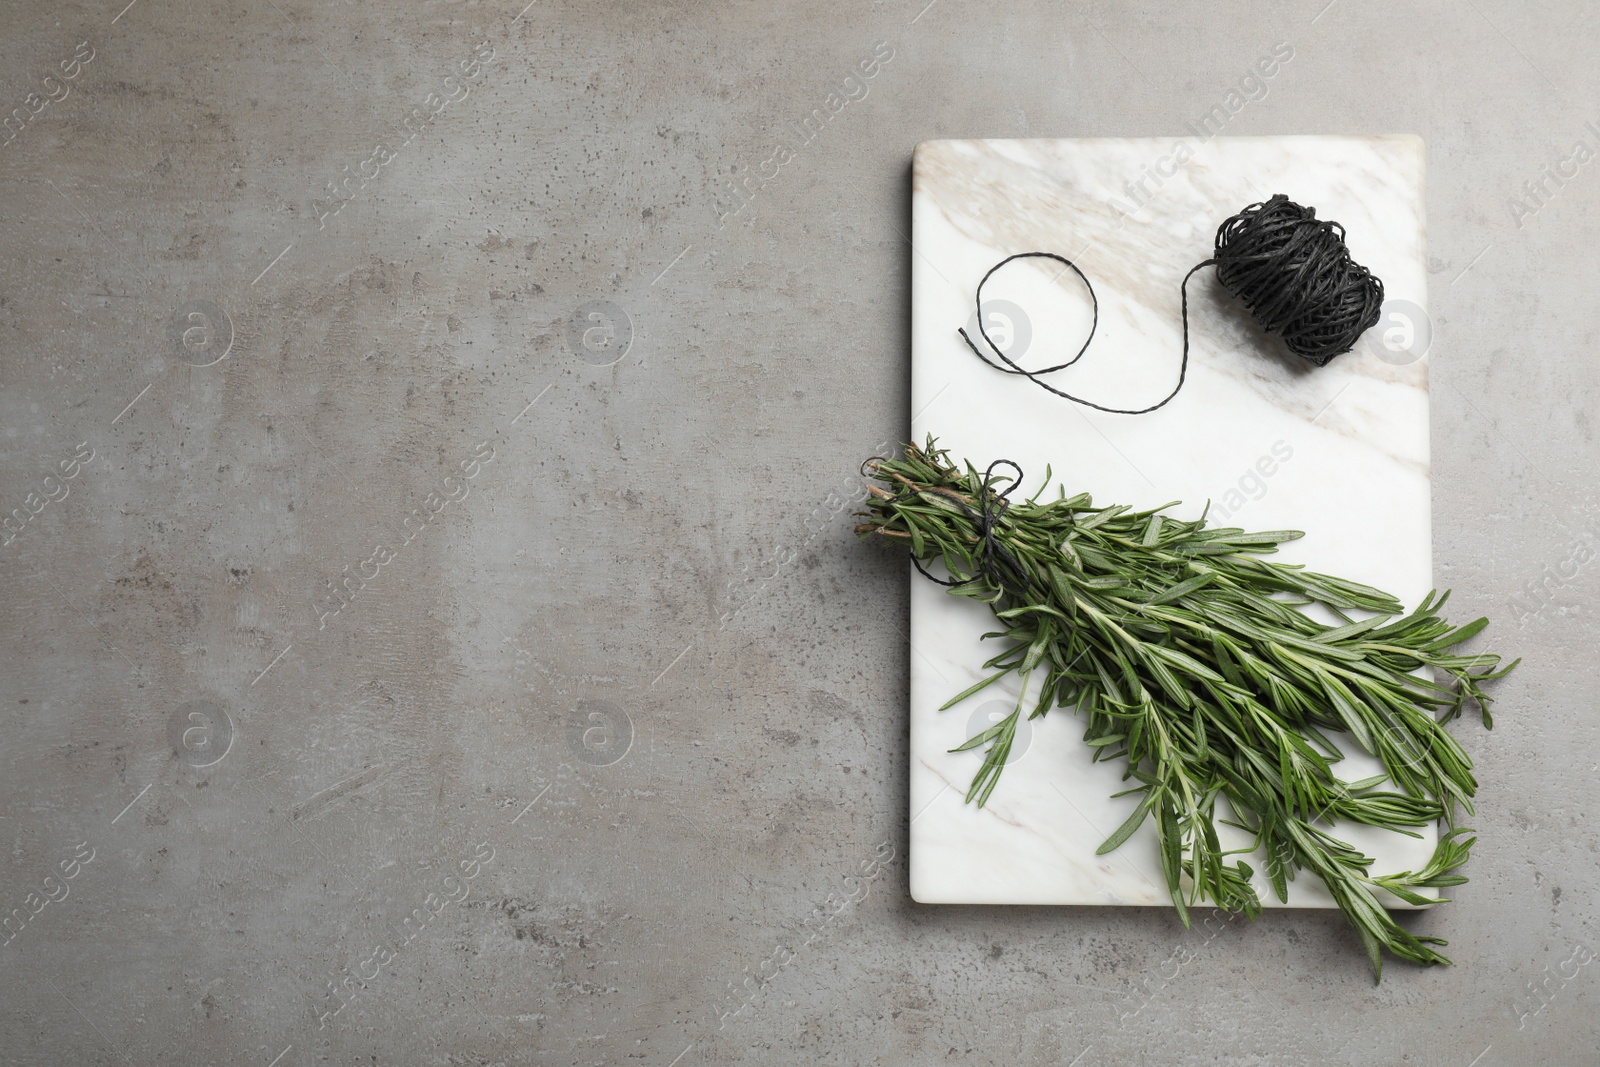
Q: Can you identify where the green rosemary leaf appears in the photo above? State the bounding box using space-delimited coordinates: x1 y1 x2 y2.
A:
1097 792 1156 854
1147 571 1216 605
1076 506 1126 531
1218 529 1307 546
937 670 1009 711
1144 643 1227 685
950 708 1015 753
1374 883 1439 907
1356 916 1385 980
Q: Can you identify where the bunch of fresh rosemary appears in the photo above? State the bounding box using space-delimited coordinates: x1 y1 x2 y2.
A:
857 436 1517 979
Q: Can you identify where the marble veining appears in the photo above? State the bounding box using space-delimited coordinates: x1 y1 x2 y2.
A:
908 136 1432 908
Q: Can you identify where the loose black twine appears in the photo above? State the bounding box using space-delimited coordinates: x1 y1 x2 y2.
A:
904 193 1385 588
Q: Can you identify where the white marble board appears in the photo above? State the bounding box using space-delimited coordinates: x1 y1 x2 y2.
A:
908 136 1431 907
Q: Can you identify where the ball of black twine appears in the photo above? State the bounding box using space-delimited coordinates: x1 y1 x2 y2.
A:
958 194 1386 414
1212 194 1384 367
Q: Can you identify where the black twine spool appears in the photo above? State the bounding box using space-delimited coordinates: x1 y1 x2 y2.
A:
1212 195 1385 367
957 194 1386 414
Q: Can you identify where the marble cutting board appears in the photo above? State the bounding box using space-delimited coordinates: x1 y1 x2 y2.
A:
908 135 1432 907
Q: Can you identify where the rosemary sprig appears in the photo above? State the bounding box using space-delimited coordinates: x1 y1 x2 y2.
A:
858 435 1517 980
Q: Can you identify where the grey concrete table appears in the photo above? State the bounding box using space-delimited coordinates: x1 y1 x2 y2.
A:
0 1 1592 1064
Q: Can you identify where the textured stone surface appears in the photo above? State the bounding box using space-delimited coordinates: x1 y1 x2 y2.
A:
0 1 1592 1064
